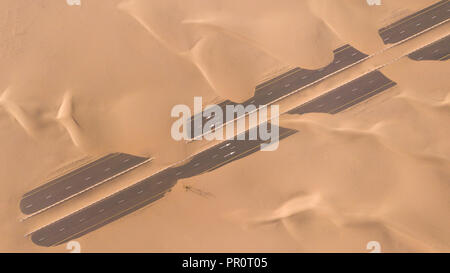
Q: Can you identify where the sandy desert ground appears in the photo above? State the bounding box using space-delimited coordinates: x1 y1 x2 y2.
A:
0 0 448 252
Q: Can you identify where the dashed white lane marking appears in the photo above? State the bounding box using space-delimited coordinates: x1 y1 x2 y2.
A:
157 181 163 185
25 204 33 208
249 100 255 104
59 227 65 232
352 88 358 92
335 60 341 64
433 49 439 53
317 104 324 108
284 83 290 87
123 158 130 163
65 185 72 190
224 151 236 158
46 195 52 199
85 176 91 181
194 163 200 167
38 237 45 242
335 96 341 100
220 143 231 149
417 56 424 60
118 199 125 204
416 23 422 27
212 154 218 158
137 190 143 194
351 52 358 56
432 15 437 19
98 208 105 213
104 167 111 172
301 75 308 80
79 218 86 222
384 37 390 42
400 30 405 34
176 171 182 176
267 91 273 96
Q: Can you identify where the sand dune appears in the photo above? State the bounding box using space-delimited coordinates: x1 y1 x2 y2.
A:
238 193 322 225
0 87 39 138
56 91 87 149
118 0 339 101
0 0 448 252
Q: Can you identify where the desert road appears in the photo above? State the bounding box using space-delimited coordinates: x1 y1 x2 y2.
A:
188 44 369 139
30 70 397 247
378 0 450 44
30 125 296 247
408 34 450 61
20 153 151 215
188 0 450 141
288 71 396 115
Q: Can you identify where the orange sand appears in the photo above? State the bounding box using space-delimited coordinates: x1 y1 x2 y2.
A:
0 0 448 252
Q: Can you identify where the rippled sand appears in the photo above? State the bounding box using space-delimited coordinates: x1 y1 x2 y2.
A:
0 0 448 252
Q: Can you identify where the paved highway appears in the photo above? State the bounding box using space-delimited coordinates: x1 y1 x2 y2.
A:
188 44 368 139
189 0 450 140
288 71 397 115
378 0 450 44
20 153 150 215
24 0 448 248
31 124 296 247
30 70 397 247
408 34 450 61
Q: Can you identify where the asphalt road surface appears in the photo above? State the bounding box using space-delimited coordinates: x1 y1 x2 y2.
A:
20 153 150 215
378 0 450 44
288 71 397 115
31 124 296 247
188 44 368 139
30 71 397 247
408 34 450 61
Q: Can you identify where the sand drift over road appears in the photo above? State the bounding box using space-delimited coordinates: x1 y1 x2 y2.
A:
0 0 448 252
